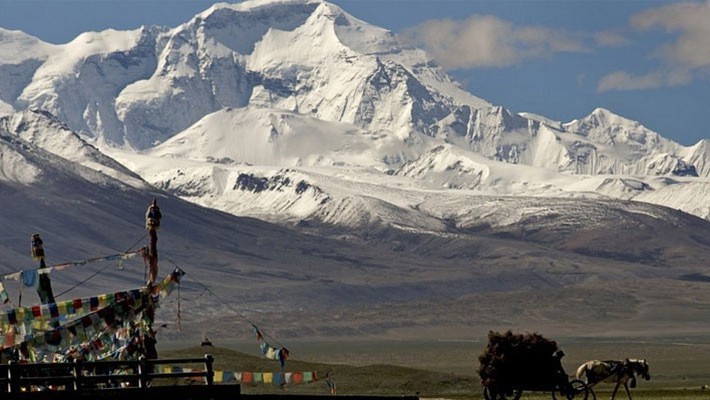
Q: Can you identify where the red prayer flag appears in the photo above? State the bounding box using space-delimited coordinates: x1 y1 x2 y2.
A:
292 372 303 384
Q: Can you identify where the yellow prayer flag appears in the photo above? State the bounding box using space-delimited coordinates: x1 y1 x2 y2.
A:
263 372 273 383
214 370 224 383
15 308 25 323
57 302 68 317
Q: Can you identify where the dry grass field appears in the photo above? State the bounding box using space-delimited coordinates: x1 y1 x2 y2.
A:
159 336 710 399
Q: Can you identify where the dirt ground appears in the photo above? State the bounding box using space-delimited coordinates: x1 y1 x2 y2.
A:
161 335 710 398
219 336 710 386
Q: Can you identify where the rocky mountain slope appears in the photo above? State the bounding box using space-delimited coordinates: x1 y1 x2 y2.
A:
3 126 710 340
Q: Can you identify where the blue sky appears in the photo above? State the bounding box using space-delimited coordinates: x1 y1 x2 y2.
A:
0 0 708 145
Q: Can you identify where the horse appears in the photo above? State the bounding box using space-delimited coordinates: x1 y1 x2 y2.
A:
575 359 650 400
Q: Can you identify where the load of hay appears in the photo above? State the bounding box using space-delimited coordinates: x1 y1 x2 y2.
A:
478 330 561 391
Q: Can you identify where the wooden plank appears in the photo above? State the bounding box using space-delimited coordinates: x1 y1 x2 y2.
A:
241 396 418 400
2 384 240 400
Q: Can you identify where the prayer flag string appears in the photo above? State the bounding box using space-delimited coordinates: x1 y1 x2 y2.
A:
0 268 184 359
253 324 289 368
0 250 143 283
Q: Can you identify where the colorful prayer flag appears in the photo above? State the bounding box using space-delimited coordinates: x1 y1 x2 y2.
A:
0 283 10 305
273 372 285 386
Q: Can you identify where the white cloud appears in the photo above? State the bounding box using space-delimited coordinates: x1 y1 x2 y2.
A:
599 2 710 92
597 69 692 92
631 2 710 69
401 15 587 70
593 31 632 48
598 71 664 92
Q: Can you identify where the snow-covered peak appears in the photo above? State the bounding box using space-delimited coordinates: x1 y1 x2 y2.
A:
573 107 644 132
29 27 151 80
0 28 57 64
590 107 626 123
210 0 320 13
179 0 322 56
184 0 398 60
564 107 675 155
0 109 149 188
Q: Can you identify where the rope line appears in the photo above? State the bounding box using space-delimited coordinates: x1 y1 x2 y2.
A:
56 233 148 299
55 264 113 298
178 288 208 302
162 255 288 351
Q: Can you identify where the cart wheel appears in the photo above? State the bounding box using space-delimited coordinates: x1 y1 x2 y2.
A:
503 389 523 400
483 387 522 400
483 387 494 400
483 387 523 400
565 379 589 400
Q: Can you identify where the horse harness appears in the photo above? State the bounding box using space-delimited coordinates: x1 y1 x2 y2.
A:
585 360 637 387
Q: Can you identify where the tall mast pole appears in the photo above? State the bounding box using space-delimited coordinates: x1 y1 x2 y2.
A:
145 199 162 286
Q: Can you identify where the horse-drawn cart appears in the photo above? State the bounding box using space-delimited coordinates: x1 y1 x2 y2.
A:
478 331 589 400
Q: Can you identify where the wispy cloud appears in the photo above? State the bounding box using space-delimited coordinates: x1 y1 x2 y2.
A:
401 15 587 70
593 30 631 48
630 1 710 69
597 1 710 92
597 70 692 92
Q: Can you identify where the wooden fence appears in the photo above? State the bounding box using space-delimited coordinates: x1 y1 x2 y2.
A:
0 355 420 400
0 354 238 399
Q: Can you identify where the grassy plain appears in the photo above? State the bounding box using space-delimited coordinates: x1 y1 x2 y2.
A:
160 336 710 399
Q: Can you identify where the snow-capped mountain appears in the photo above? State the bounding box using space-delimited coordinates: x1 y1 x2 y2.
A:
0 29 55 115
0 109 148 188
1 0 488 151
8 2 710 174
0 0 707 222
436 106 708 178
0 0 706 178
2 0 710 340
